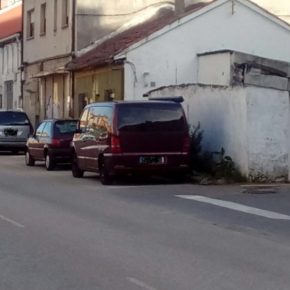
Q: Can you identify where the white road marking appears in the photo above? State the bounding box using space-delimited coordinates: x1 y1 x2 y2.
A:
127 277 159 290
176 195 290 220
0 214 25 228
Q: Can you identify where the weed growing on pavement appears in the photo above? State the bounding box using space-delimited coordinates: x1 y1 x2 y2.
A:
189 124 246 183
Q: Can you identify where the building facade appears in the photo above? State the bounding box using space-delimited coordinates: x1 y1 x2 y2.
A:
22 0 186 126
0 0 22 110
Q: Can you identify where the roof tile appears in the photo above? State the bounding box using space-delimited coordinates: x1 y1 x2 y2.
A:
67 2 211 71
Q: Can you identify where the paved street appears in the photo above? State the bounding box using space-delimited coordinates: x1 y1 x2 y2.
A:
0 154 290 290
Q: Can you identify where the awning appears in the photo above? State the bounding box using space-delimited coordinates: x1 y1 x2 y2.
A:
31 67 69 78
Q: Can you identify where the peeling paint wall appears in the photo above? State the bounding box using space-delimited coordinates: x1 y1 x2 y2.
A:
246 87 289 180
147 85 289 180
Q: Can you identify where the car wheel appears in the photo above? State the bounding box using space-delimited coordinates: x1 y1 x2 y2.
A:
45 153 55 171
72 155 84 178
99 162 113 185
25 150 35 166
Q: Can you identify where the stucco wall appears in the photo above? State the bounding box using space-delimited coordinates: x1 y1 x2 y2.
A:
23 0 72 63
197 52 232 86
147 84 289 180
122 0 290 100
246 87 289 180
148 85 249 175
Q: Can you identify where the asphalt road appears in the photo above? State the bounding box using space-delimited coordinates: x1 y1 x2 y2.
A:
0 154 290 290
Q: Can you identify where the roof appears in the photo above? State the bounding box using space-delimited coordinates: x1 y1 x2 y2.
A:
66 2 211 71
67 0 290 72
0 2 22 40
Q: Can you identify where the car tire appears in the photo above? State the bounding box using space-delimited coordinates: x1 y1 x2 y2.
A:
72 155 84 178
100 162 113 185
25 150 35 166
45 153 55 171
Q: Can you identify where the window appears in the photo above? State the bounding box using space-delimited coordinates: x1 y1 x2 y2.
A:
87 106 112 139
0 112 30 126
42 122 52 137
54 0 57 32
79 108 89 131
40 3 46 35
27 9 35 39
117 103 185 132
61 0 69 28
36 122 46 137
54 120 77 136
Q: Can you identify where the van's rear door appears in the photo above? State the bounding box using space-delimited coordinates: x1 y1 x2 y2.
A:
116 102 188 154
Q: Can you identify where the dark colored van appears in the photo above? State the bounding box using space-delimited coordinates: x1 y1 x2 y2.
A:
72 99 190 184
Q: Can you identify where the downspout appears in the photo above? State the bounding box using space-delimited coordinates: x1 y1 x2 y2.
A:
21 0 24 109
71 0 76 118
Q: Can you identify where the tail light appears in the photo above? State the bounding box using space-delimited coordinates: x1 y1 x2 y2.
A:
51 138 62 147
111 135 122 154
183 135 190 153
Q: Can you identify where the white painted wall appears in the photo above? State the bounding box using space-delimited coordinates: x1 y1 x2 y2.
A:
0 36 22 109
246 87 289 179
198 52 232 86
148 85 249 175
148 84 289 180
120 0 290 100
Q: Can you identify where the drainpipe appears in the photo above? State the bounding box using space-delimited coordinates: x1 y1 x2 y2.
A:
71 0 76 118
21 0 25 111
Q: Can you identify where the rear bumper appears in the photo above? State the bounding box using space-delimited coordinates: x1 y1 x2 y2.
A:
0 140 27 150
104 152 190 176
49 148 73 161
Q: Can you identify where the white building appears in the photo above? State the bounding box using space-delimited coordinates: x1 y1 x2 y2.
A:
0 1 22 110
114 0 290 100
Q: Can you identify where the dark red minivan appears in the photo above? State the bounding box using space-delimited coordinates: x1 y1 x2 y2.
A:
71 99 190 184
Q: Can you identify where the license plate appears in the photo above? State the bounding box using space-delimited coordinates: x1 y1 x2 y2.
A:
139 156 165 164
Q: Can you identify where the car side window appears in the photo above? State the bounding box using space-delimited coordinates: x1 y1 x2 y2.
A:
42 122 52 137
87 106 112 140
80 108 89 132
36 122 46 137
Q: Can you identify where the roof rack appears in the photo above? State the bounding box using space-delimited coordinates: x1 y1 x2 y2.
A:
148 96 184 103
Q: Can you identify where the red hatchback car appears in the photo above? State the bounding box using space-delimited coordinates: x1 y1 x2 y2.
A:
25 119 78 170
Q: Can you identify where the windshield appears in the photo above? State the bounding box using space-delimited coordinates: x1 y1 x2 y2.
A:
0 111 31 125
54 120 78 136
117 103 186 132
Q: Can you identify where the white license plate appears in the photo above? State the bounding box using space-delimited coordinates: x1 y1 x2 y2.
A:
139 156 165 164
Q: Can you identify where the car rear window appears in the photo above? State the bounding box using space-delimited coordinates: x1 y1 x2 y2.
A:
117 103 186 132
54 120 78 136
0 111 30 125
